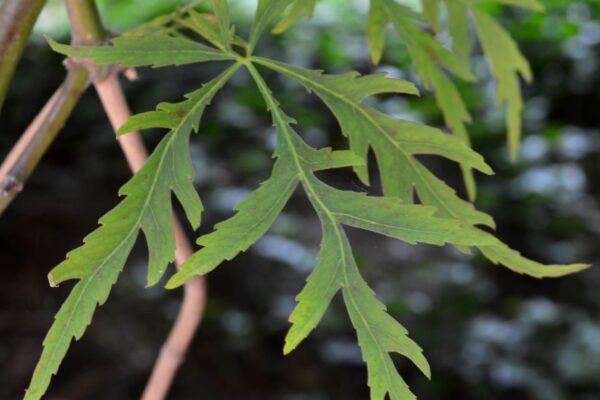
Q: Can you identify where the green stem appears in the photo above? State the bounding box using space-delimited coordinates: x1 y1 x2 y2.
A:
0 64 90 215
0 0 107 215
0 0 47 114
64 0 107 44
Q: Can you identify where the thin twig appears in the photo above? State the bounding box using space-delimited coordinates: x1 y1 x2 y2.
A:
95 72 207 400
0 0 48 114
142 221 207 400
0 63 90 215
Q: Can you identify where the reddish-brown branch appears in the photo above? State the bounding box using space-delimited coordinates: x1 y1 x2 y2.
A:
142 220 207 400
62 1 209 398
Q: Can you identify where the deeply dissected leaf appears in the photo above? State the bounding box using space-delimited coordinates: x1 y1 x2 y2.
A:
250 57 589 278
424 0 541 161
365 0 546 197
242 0 543 166
252 57 491 211
295 211 430 400
376 0 475 81
171 59 498 398
231 63 499 399
369 0 479 200
167 159 298 287
33 2 590 400
24 65 240 400
167 146 366 288
311 178 491 247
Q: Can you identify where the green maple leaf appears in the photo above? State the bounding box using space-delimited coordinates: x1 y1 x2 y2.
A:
253 0 545 165
249 57 588 278
369 0 479 200
24 64 240 400
31 2 589 399
419 0 543 160
171 62 498 399
252 57 493 223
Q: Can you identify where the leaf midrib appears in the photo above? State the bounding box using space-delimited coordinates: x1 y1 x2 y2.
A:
246 62 397 397
252 57 473 227
333 211 453 238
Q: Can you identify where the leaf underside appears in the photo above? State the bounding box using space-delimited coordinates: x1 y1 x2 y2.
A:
29 2 589 400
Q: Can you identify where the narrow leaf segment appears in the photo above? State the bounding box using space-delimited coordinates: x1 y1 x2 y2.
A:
48 33 235 67
25 65 240 400
251 57 589 279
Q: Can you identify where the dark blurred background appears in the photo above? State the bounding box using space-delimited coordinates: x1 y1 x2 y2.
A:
1 0 599 399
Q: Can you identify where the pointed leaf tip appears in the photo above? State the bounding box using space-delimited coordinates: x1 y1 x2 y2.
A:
481 243 592 278
165 272 187 289
47 273 58 288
